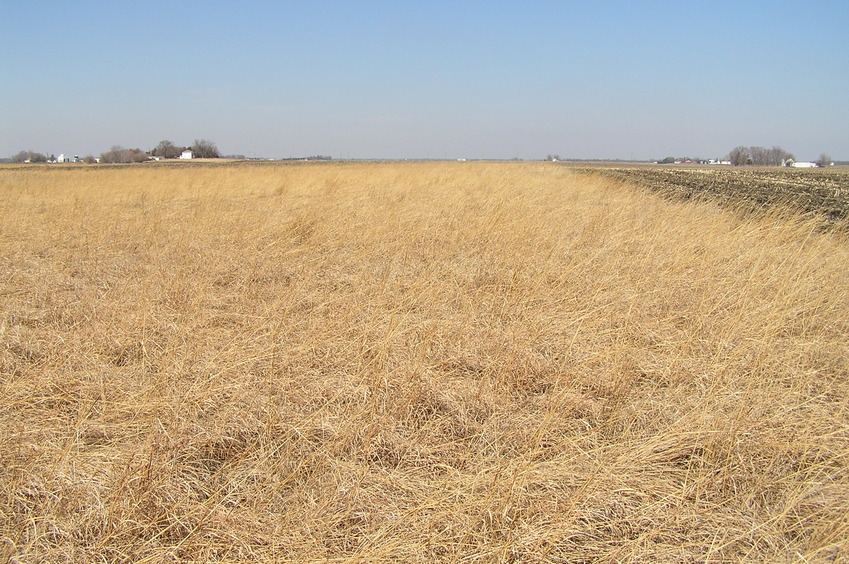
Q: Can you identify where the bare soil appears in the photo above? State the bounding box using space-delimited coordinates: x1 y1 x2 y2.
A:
586 165 849 231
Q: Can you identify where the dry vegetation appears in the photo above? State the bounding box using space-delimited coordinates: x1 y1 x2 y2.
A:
1 162 848 562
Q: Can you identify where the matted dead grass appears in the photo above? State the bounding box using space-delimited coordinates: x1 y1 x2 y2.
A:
1 162 848 562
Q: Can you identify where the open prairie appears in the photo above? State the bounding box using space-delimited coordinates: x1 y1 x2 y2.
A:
1 162 848 562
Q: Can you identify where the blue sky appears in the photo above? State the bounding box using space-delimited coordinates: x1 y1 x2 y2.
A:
2 1 847 160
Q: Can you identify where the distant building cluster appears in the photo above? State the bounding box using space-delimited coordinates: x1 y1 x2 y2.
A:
784 160 824 168
53 154 93 163
650 146 836 168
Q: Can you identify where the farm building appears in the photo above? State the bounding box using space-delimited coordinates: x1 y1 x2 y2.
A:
179 150 193 159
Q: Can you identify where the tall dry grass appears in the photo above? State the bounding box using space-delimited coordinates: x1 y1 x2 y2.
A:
1 161 847 562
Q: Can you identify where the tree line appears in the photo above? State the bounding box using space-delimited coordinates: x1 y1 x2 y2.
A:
8 139 220 164
727 146 834 167
100 139 221 162
654 146 833 167
9 150 50 163
727 146 794 166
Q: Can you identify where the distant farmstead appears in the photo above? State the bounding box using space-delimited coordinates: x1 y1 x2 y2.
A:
783 159 817 168
179 150 193 160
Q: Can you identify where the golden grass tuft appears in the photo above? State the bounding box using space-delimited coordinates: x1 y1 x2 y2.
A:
1 161 848 561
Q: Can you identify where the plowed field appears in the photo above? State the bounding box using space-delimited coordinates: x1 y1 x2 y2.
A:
588 166 849 230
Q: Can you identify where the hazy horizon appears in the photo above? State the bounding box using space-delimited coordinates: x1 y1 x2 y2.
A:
2 1 847 162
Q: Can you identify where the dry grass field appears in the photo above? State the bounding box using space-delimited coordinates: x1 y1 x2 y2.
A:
1 161 848 562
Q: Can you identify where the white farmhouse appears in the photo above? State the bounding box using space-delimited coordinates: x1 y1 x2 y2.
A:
179 150 193 160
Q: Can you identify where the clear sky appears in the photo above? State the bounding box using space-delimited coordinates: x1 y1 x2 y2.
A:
2 0 847 161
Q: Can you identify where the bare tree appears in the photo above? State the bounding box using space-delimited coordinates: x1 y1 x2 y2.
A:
727 145 794 166
728 146 750 166
100 146 150 163
100 146 129 163
11 150 47 163
153 140 183 159
817 153 832 167
191 139 220 159
750 146 767 165
767 146 793 166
